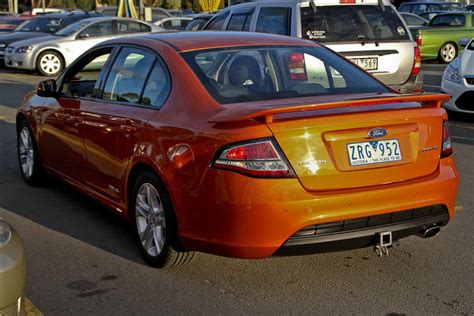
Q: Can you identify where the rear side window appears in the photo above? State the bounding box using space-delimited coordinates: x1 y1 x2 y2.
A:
205 12 229 30
81 21 114 37
118 21 151 33
256 7 291 36
182 46 388 104
141 60 171 108
301 5 409 43
102 48 155 104
227 11 253 31
431 14 465 26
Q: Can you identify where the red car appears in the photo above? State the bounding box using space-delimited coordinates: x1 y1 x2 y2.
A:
16 32 458 268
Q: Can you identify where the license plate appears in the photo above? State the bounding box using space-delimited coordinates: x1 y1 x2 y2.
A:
350 57 378 71
347 139 402 166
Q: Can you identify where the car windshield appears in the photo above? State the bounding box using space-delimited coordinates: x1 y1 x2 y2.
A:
15 17 63 33
182 46 389 104
301 5 409 43
55 20 93 36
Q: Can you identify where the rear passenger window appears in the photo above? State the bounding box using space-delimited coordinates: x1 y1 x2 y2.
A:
431 15 465 26
227 11 253 31
205 12 229 30
102 48 155 104
141 59 171 108
118 21 151 33
256 7 291 36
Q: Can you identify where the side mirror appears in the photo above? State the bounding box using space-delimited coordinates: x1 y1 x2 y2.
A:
78 33 90 39
459 37 470 48
37 79 57 97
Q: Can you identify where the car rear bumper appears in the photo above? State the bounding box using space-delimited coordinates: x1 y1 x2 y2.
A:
392 73 423 94
174 157 458 258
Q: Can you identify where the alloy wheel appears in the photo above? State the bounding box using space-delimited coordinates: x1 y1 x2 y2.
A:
441 44 456 63
18 126 34 178
135 183 167 257
40 53 61 75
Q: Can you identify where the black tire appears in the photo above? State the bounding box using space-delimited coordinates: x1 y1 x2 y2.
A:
131 171 194 268
438 42 458 64
17 120 44 185
36 50 64 77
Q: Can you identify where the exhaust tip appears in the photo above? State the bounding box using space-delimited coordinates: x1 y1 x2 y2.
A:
420 225 441 238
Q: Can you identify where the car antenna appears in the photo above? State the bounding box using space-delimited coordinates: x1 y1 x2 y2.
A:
310 0 317 14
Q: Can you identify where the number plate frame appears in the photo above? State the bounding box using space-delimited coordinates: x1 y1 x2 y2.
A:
350 57 378 71
347 139 402 167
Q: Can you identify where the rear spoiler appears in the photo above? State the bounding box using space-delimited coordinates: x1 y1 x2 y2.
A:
208 94 450 124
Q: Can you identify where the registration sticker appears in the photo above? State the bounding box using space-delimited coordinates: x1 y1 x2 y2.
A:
347 139 402 166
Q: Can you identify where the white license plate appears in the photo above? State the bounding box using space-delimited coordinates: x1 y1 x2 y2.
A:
350 57 378 71
347 139 402 166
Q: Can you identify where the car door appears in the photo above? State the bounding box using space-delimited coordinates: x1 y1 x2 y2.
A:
39 47 115 182
225 7 255 31
80 46 171 202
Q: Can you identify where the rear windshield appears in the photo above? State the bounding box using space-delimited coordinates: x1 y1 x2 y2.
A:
182 46 389 104
15 17 63 33
301 5 409 43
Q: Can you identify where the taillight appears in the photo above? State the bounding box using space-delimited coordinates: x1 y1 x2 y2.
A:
416 31 422 47
441 120 453 158
212 139 295 178
287 52 307 81
412 47 421 76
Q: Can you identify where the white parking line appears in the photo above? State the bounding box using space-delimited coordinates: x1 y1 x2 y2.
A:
451 136 474 141
423 84 441 89
421 70 444 76
450 123 474 130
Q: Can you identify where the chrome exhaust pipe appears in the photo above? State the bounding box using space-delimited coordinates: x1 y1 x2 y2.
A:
419 225 441 238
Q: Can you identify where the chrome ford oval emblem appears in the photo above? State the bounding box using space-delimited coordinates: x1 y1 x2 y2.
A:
368 128 388 138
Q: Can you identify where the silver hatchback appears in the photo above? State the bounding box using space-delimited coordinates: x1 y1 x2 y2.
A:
203 0 422 93
4 17 161 76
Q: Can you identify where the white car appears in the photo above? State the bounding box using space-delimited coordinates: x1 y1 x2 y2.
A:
441 37 474 113
4 17 161 76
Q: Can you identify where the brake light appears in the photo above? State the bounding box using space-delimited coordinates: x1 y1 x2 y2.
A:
416 31 422 46
412 47 421 75
441 120 453 158
287 53 307 81
213 139 295 178
340 0 356 3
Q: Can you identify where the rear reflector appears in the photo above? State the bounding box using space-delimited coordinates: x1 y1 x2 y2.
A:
441 120 453 158
213 139 295 178
287 52 307 81
412 47 421 75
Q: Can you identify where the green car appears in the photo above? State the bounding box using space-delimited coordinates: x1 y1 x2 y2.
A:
416 12 474 63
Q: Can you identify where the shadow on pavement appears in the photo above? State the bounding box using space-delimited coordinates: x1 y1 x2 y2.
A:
0 117 146 266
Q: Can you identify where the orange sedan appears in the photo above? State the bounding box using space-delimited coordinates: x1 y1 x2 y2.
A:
16 32 459 267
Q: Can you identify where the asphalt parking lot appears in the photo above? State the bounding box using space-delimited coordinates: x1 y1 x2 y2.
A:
0 63 473 314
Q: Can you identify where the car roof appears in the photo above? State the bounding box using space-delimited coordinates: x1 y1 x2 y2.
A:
139 31 317 52
400 1 461 4
33 11 101 19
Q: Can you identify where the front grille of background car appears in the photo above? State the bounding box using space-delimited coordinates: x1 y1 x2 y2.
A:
455 91 474 111
287 204 448 242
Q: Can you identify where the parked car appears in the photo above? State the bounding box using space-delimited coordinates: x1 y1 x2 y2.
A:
0 16 30 33
418 10 454 21
416 12 474 63
0 12 102 63
441 37 474 113
155 17 191 30
398 2 465 15
17 32 458 268
5 17 161 76
0 218 26 315
203 0 422 93
185 13 214 31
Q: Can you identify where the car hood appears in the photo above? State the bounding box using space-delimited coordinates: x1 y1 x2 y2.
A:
460 45 474 76
8 34 59 47
0 32 51 45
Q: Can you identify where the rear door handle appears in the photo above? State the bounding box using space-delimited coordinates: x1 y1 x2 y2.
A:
120 123 138 136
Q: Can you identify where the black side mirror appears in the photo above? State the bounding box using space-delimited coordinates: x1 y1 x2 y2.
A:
37 79 57 97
